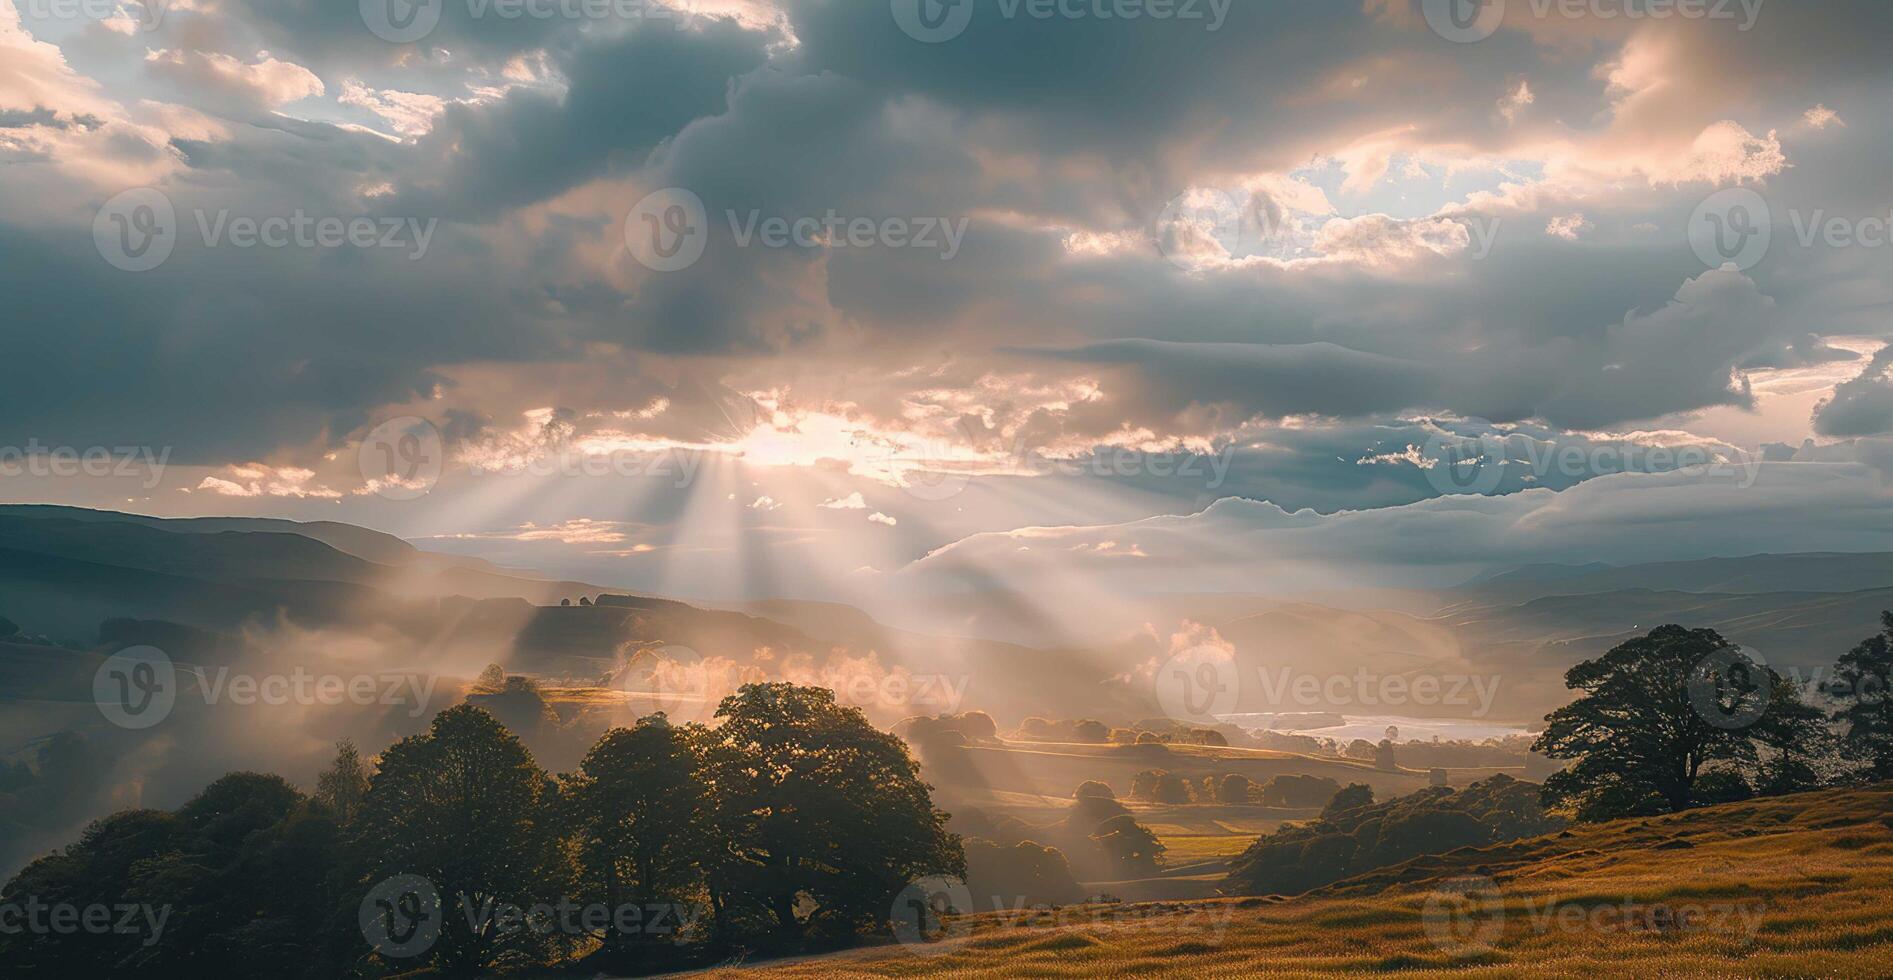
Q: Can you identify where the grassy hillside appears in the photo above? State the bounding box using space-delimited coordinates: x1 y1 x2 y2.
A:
691 783 1893 978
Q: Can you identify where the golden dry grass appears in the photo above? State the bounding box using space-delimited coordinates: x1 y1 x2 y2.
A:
688 784 1893 979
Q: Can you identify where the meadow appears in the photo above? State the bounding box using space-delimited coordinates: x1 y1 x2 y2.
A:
690 783 1893 978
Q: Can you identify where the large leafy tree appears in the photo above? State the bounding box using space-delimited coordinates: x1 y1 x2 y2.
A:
562 714 709 962
1534 626 1828 819
0 775 350 979
1831 611 1893 780
313 739 371 828
354 704 572 976
696 684 963 939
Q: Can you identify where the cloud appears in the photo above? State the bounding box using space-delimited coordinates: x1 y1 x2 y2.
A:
337 79 446 137
3 0 1892 551
144 50 325 111
193 465 341 498
901 462 1893 598
1545 213 1591 241
820 492 867 510
1804 104 1843 129
1814 347 1893 438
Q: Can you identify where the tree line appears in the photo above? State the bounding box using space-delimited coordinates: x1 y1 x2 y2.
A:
0 683 963 978
1533 613 1893 820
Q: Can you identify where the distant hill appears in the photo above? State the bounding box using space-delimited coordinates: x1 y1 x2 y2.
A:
0 507 1141 723
1457 552 1893 603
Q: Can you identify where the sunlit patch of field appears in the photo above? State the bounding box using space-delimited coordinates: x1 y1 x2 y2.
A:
689 784 1893 979
1151 833 1263 864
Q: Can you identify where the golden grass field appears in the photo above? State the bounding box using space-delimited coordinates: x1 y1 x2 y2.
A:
688 783 1893 979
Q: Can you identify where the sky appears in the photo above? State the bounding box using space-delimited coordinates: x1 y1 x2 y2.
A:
4 0 1893 608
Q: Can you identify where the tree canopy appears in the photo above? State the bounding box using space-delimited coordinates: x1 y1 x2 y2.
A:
1533 626 1829 819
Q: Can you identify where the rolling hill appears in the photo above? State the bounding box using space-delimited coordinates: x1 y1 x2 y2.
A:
688 782 1893 978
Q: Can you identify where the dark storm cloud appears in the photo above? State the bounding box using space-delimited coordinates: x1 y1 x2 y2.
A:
0 211 544 465
1814 348 1893 438
5 0 1892 491
387 18 774 219
1014 338 1441 420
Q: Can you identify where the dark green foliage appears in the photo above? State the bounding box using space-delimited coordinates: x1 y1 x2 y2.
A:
1321 783 1375 819
1129 769 1195 803
4 684 969 977
1534 626 1832 820
1830 611 1893 780
695 684 963 940
1259 774 1344 809
354 704 575 976
1090 814 1164 875
313 740 370 828
1065 792 1130 833
1223 775 1562 897
962 840 1083 909
1690 770 1755 807
0 776 350 979
562 715 710 965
